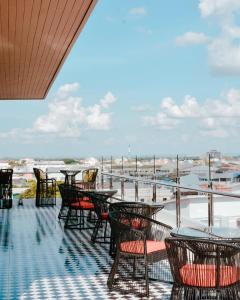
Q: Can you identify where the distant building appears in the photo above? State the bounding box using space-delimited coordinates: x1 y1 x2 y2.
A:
206 150 221 160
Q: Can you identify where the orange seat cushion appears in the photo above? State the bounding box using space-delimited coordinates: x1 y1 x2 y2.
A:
121 218 142 229
180 264 240 287
101 212 109 220
120 240 166 255
71 201 94 210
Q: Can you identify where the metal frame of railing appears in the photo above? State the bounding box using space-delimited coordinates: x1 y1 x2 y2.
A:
101 171 240 228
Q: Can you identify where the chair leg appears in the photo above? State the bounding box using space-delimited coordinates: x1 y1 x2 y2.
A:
107 251 120 290
64 207 72 228
170 284 181 300
103 220 108 242
144 256 149 297
132 257 136 278
58 204 64 219
91 219 101 242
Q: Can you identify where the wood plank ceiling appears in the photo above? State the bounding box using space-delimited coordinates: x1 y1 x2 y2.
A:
0 0 97 99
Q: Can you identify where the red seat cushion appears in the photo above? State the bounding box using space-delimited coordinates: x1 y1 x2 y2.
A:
70 201 94 210
121 218 142 229
101 212 109 220
180 264 240 287
120 240 166 255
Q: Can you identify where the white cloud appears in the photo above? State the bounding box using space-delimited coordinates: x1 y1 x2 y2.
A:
222 24 240 38
208 38 240 75
160 95 200 118
100 92 116 108
176 32 210 46
143 89 240 137
0 83 116 140
176 1 240 75
34 86 116 137
199 0 240 18
143 113 180 130
56 82 80 97
129 7 147 16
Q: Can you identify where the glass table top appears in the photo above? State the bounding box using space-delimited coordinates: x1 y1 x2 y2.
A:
171 226 240 239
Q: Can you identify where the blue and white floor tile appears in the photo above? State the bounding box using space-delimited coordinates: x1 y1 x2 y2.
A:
0 199 172 299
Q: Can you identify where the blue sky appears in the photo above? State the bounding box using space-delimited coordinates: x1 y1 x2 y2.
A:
1 0 240 158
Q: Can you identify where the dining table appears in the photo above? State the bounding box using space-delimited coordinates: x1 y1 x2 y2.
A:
60 169 81 185
171 226 240 240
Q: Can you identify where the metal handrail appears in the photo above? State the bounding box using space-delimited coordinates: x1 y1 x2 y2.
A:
102 171 240 228
101 171 240 199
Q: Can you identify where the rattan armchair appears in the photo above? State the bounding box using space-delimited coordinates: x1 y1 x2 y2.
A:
58 183 71 220
107 211 172 297
33 168 56 207
109 201 164 256
0 169 13 209
63 185 95 230
165 237 240 300
75 168 98 190
110 201 163 217
82 190 116 243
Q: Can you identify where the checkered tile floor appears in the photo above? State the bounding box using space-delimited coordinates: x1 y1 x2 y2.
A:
0 199 172 299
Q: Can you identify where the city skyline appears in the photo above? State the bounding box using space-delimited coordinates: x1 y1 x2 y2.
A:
0 0 240 157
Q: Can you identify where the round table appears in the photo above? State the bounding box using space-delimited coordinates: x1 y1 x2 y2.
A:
171 226 240 240
60 170 81 185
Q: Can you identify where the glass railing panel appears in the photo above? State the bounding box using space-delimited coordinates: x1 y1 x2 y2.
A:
213 195 240 228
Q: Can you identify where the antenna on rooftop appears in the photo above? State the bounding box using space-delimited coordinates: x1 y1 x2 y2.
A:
128 144 131 158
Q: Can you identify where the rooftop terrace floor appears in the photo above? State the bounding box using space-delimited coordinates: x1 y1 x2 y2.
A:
0 199 172 299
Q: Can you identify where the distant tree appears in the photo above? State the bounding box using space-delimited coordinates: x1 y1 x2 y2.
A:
63 158 77 165
19 180 62 200
19 181 36 199
8 160 22 167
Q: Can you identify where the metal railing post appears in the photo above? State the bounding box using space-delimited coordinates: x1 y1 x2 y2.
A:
121 179 124 200
135 180 138 201
152 155 156 202
110 156 113 189
121 156 124 199
176 155 181 227
101 156 104 189
135 155 138 201
208 154 214 227
135 155 138 175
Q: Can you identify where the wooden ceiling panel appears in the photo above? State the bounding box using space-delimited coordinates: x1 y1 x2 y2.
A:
0 0 97 99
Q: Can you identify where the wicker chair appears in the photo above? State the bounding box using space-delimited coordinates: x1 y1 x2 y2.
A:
75 168 98 190
107 211 172 297
33 168 56 207
110 201 163 217
109 201 164 256
58 183 71 220
64 185 95 230
0 169 13 209
81 190 116 243
165 237 240 300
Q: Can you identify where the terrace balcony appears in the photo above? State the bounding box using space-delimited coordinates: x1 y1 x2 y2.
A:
2 156 240 299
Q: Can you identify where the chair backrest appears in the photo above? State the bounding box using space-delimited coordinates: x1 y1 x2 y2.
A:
82 168 98 183
0 169 13 185
110 201 157 218
83 191 110 217
165 237 240 288
109 210 172 246
33 168 46 182
58 184 79 206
